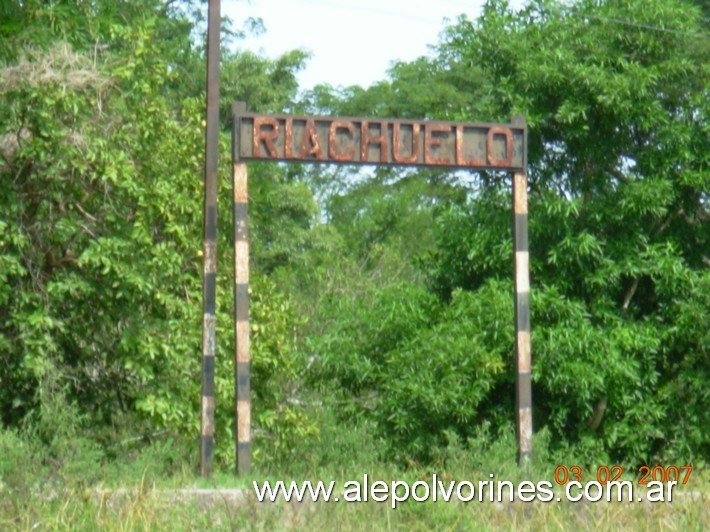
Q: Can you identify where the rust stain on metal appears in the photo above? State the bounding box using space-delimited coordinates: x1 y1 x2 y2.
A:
456 125 484 167
393 123 420 164
236 111 525 171
424 123 452 165
360 121 388 163
487 127 514 167
284 118 293 158
204 241 217 274
518 408 533 453
328 121 356 162
253 116 279 158
236 321 249 363
201 396 215 436
513 172 528 214
203 314 216 356
299 119 324 160
517 331 531 372
235 241 249 283
233 164 248 202
237 400 250 442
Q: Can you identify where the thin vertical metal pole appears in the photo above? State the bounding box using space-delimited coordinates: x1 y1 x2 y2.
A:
200 0 220 477
232 102 251 475
512 117 532 464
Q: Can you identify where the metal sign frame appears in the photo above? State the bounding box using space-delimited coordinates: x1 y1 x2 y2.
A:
234 110 526 171
209 102 532 475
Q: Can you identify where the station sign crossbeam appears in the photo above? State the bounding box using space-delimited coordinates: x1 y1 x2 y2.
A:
234 112 526 172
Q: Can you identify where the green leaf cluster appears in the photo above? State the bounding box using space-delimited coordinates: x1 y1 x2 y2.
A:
0 0 316 469
301 0 709 466
1 0 707 474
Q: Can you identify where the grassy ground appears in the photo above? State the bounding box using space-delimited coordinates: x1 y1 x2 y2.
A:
1 485 708 530
1 423 707 530
2 467 707 530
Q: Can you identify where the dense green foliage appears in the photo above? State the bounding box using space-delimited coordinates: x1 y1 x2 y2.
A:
0 0 313 468
1 0 708 490
298 0 709 466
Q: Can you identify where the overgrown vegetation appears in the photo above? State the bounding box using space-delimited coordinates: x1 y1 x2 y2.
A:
1 0 708 527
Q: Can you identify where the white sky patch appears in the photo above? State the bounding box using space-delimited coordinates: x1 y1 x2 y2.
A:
224 0 524 90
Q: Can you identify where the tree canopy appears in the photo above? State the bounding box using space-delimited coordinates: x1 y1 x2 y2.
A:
1 0 707 471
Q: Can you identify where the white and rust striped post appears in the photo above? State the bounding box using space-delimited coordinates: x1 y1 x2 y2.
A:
232 102 251 475
512 116 532 464
200 0 220 477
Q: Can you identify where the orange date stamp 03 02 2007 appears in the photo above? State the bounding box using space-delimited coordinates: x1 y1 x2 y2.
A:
553 465 693 486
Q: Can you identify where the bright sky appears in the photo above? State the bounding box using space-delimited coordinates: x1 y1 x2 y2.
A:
223 0 524 90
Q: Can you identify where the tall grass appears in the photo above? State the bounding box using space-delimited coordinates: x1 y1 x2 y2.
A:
1 397 707 530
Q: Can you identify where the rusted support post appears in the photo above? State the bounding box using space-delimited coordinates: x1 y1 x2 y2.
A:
231 106 530 469
200 0 220 478
512 116 532 465
233 102 251 475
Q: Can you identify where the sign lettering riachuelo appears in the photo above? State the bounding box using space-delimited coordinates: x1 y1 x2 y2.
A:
234 111 526 171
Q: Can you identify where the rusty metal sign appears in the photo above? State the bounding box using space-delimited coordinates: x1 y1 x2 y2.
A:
229 103 533 472
234 111 526 171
